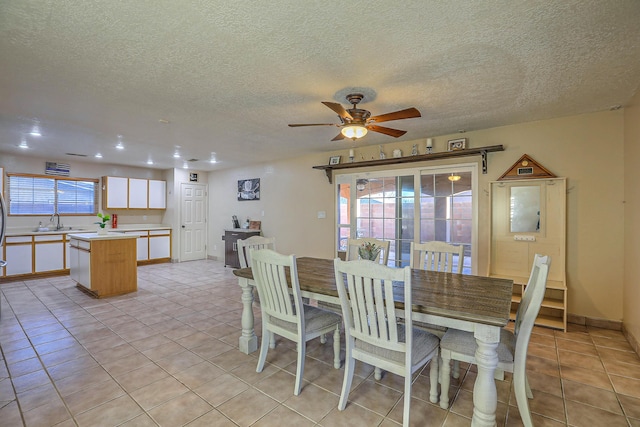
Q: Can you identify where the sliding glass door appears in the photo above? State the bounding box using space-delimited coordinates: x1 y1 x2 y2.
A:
336 164 477 273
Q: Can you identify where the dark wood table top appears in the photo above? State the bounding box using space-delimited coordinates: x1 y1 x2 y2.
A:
233 257 513 328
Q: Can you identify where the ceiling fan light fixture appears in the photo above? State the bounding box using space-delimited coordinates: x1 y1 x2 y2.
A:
341 125 367 140
448 173 461 182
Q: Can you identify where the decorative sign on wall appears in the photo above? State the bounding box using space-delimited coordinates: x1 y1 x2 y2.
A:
238 178 260 201
45 162 70 176
189 173 198 182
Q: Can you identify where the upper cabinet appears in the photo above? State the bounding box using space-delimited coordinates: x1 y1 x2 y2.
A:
103 176 128 209
148 180 166 209
103 176 166 210
128 178 148 209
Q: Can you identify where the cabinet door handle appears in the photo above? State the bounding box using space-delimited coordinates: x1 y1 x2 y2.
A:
233 242 237 252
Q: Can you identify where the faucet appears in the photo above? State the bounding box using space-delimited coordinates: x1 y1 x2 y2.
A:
50 213 63 230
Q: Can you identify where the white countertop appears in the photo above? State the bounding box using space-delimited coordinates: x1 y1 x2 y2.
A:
67 232 138 241
6 224 171 236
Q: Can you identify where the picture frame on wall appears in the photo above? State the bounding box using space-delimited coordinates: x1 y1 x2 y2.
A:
447 138 467 151
329 156 341 165
238 178 260 201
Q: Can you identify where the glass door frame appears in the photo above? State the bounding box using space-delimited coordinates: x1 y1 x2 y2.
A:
335 162 478 274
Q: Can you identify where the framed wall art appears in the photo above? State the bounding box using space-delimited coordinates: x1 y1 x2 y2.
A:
329 156 341 165
447 138 467 151
238 178 260 201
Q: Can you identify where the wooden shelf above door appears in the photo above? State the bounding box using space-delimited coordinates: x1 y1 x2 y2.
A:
312 145 504 183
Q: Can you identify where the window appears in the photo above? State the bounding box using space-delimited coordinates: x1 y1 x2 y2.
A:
7 174 98 215
336 164 477 273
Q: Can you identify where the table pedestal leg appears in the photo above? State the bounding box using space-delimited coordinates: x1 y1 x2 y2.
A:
238 278 258 354
472 337 499 427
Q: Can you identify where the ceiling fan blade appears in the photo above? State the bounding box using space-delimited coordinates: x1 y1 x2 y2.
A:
368 107 421 123
288 123 338 127
331 132 346 141
322 102 353 120
367 124 407 138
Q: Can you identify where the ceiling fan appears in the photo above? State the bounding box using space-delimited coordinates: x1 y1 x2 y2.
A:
288 93 421 141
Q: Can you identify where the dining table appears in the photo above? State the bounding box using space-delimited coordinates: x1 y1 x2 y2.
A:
233 257 513 427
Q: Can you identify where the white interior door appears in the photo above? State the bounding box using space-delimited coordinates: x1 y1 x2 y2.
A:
180 183 207 261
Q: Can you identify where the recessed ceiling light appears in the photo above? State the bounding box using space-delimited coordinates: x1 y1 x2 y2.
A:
147 159 154 165
30 120 41 137
158 118 170 124
173 151 181 158
115 134 124 149
183 161 189 169
210 152 217 163
19 137 28 149
95 153 103 158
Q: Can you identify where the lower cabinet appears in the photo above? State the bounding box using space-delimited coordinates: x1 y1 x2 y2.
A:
149 231 171 260
35 235 65 273
4 236 33 276
2 228 171 280
69 236 137 298
224 229 261 268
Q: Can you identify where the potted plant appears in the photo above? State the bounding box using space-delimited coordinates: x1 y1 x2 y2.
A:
358 241 381 261
95 213 110 235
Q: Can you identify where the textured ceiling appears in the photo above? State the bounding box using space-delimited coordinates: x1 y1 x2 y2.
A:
1 0 639 171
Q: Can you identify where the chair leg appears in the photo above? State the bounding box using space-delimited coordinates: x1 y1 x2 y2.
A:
269 333 276 349
429 350 439 404
333 326 341 369
452 360 460 379
403 374 412 427
294 341 306 396
374 367 382 381
440 354 452 409
320 333 327 344
525 374 533 399
339 350 355 410
514 369 534 427
256 327 270 373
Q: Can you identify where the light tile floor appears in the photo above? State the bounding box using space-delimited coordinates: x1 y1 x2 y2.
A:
0 259 639 426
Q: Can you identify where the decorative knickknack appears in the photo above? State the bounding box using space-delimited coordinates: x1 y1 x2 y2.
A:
95 213 110 235
358 242 381 261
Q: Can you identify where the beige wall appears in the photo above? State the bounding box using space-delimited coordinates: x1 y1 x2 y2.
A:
208 110 625 322
624 90 640 348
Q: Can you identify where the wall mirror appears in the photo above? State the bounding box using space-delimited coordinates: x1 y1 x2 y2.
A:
510 186 540 232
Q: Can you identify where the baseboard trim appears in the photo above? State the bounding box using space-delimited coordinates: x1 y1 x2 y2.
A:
622 324 640 356
567 313 622 331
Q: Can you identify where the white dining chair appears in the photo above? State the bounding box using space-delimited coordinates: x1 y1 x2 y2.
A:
251 249 341 396
438 254 550 427
410 241 464 273
333 259 440 427
346 237 390 265
237 235 276 268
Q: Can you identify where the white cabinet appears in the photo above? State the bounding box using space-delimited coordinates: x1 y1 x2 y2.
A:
149 230 171 260
102 176 166 210
34 235 64 272
103 176 128 209
123 231 149 261
128 178 148 209
148 180 166 209
4 236 33 276
70 238 91 288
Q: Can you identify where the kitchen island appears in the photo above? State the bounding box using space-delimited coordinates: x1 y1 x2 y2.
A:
68 232 137 298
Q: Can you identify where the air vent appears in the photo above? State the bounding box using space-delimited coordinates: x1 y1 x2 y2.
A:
187 158 199 162
65 153 88 157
